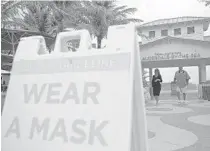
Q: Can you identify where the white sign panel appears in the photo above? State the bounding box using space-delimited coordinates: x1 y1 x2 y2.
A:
2 24 148 151
140 40 210 62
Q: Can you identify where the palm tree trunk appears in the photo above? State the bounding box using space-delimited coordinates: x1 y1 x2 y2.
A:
58 22 64 33
97 36 102 49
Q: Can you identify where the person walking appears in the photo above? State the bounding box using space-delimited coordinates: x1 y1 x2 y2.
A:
174 67 191 104
152 69 163 106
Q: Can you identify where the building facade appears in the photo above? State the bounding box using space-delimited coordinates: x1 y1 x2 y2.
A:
139 16 210 84
140 17 210 43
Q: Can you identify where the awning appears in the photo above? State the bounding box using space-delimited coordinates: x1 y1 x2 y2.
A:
1 28 55 55
1 28 55 71
1 70 10 74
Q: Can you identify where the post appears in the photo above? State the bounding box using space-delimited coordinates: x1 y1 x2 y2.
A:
149 68 153 99
11 32 15 55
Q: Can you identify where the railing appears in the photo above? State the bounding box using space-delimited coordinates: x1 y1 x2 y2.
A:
198 83 210 101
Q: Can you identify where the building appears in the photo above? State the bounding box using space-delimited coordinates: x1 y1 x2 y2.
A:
139 16 210 85
140 16 210 43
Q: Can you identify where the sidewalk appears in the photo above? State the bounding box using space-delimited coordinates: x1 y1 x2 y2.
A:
158 90 199 100
146 100 210 151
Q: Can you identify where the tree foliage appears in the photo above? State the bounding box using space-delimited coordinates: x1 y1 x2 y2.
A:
2 1 142 48
66 1 142 48
1 1 24 28
142 69 149 88
199 0 210 6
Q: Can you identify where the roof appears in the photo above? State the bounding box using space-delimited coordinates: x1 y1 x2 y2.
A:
1 28 54 38
1 28 55 55
140 16 210 28
140 36 210 48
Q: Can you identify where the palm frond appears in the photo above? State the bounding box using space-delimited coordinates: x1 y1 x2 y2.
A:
2 0 143 48
123 18 143 22
112 5 128 12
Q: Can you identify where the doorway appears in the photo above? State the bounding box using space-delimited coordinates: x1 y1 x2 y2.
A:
144 66 199 101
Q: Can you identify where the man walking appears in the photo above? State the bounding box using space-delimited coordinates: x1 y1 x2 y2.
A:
174 67 191 104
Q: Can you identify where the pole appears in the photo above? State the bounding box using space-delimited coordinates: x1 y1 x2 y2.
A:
11 32 15 55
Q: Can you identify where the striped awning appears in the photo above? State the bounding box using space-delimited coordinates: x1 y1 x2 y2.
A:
1 70 10 74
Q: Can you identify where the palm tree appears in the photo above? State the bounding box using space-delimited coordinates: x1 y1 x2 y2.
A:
1 1 22 13
142 69 149 88
46 1 80 35
202 0 210 6
1 1 23 28
2 1 142 49
2 1 52 34
11 2 53 35
4 1 85 36
198 0 210 6
65 1 142 48
205 1 210 6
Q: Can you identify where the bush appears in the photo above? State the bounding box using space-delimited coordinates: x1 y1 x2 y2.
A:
142 69 149 88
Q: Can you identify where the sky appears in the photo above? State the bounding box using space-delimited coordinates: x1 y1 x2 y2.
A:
118 0 210 84
120 0 210 22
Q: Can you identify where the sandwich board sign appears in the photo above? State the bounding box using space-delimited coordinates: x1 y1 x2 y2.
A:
2 24 149 151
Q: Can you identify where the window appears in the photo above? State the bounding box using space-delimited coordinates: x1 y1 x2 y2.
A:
187 26 195 34
174 28 181 36
161 29 168 36
149 31 155 38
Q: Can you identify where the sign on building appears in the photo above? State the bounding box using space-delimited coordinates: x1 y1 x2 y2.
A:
2 24 148 151
142 51 201 61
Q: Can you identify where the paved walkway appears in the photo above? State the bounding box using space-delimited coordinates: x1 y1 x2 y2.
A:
146 100 210 151
2 92 209 150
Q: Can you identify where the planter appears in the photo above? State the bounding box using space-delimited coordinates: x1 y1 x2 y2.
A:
144 87 151 102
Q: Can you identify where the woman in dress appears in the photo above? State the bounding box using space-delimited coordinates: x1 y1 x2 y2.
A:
152 69 163 106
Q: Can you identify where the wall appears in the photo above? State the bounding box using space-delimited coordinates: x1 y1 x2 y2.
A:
141 22 205 43
140 40 210 60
